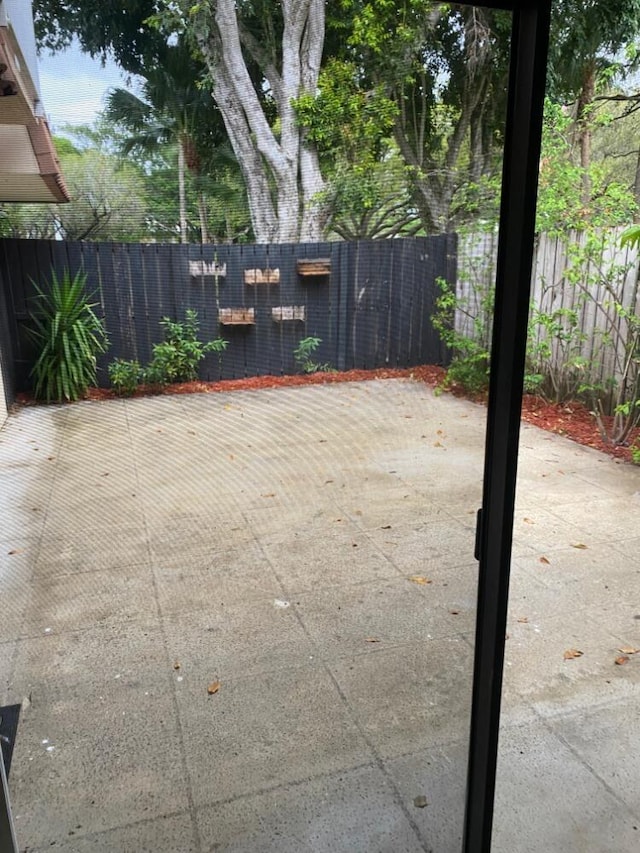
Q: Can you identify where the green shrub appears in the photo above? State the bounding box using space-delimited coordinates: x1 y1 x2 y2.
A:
108 359 142 396
432 277 491 396
28 268 109 402
293 336 335 374
144 309 227 385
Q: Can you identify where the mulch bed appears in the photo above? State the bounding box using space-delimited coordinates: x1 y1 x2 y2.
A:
15 364 639 465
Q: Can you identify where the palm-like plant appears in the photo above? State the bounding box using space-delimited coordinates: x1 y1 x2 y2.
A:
28 268 109 402
104 43 233 243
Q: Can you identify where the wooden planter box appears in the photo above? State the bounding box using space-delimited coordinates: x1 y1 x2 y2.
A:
297 258 331 277
189 260 227 278
219 308 255 325
272 306 306 322
244 268 280 285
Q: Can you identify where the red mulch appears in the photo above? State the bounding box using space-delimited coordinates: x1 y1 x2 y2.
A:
15 365 639 465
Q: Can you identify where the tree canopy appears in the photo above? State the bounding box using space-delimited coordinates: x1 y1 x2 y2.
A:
31 0 640 241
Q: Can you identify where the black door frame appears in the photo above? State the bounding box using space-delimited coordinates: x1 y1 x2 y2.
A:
463 2 551 851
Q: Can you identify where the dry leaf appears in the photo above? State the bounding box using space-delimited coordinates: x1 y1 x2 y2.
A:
523 517 534 525
207 681 221 695
413 795 428 809
351 542 358 548
364 637 380 643
408 576 432 585
436 429 445 436
618 646 640 655
449 609 460 615
539 556 550 565
261 492 276 498
380 524 392 530
615 656 630 666
571 543 588 550
563 648 583 660
7 549 23 556
433 440 443 447
173 661 181 670
517 616 529 623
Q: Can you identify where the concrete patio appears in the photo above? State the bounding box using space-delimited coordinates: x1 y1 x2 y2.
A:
1 378 638 852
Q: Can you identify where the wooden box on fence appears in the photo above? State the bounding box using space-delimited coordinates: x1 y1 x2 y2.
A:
189 260 227 278
244 268 280 285
272 306 306 322
219 308 255 325
297 258 331 277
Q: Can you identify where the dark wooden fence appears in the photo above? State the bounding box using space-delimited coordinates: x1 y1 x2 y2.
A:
0 236 455 394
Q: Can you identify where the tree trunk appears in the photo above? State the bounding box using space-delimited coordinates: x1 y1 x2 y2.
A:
191 0 326 243
634 147 640 218
197 192 209 244
178 142 187 243
576 62 596 206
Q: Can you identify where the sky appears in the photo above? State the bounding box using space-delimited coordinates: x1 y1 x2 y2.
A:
38 40 130 131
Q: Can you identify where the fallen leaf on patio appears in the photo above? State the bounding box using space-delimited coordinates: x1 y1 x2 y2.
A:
618 646 640 655
517 617 529 623
539 556 550 565
325 479 334 484
173 661 181 670
7 549 23 555
523 517 534 525
437 429 445 436
414 795 429 808
433 441 443 447
380 524 392 530
450 609 460 615
364 637 380 643
47 456 55 461
408 576 432 585
563 648 583 660
351 542 358 548
261 492 276 498
571 543 588 550
207 681 221 695
615 656 630 666
101 472 110 477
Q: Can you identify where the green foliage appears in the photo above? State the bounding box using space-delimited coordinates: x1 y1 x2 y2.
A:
621 224 640 249
294 59 397 166
536 100 637 233
28 269 109 402
526 305 590 403
293 337 334 374
144 309 227 385
631 439 640 465
108 359 142 396
431 278 491 396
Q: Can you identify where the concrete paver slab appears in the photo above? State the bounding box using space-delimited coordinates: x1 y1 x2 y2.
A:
494 721 640 853
25 812 198 853
196 764 425 853
175 663 374 807
328 638 474 759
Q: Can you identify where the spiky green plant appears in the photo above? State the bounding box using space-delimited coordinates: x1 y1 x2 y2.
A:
28 268 109 402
